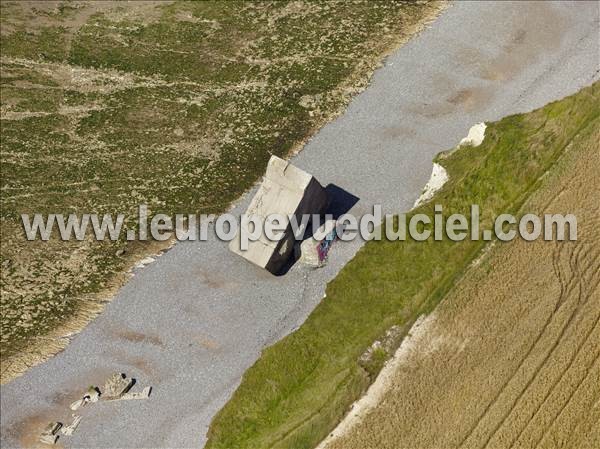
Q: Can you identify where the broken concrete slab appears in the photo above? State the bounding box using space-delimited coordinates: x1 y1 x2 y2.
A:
38 375 150 445
87 386 100 403
102 373 133 400
69 398 85 411
61 416 82 436
39 433 59 445
119 386 152 401
298 219 338 267
70 386 100 410
39 422 61 445
229 155 329 274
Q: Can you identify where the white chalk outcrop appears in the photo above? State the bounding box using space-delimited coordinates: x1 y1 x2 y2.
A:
413 122 486 209
459 122 486 147
413 163 449 209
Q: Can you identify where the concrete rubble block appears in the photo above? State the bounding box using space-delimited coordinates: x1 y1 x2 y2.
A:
61 415 82 436
69 398 84 411
69 386 100 410
102 373 134 400
229 155 329 274
119 386 152 401
298 219 338 267
87 386 100 402
39 422 62 445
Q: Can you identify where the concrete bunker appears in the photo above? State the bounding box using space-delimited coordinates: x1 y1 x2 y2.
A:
229 156 329 274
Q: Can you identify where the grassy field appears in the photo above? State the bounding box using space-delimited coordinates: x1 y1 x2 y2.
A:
0 0 444 381
205 83 599 449
325 87 600 449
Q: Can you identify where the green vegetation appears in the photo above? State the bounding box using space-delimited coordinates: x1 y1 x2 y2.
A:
0 1 443 380
205 83 599 449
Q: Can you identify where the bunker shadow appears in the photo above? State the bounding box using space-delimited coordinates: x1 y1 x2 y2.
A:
275 184 359 276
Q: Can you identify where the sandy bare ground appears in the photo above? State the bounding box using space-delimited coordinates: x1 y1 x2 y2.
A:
323 120 600 449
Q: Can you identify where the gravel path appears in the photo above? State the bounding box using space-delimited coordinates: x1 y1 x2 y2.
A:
2 2 598 448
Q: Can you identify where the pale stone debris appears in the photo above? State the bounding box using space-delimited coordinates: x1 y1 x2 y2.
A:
42 374 151 441
87 386 100 403
69 398 85 411
299 219 338 267
135 256 155 268
119 386 152 400
39 422 62 445
230 155 329 274
70 386 100 410
61 415 82 436
102 373 134 400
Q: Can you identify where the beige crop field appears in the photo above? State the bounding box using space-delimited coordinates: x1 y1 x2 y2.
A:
324 107 600 448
